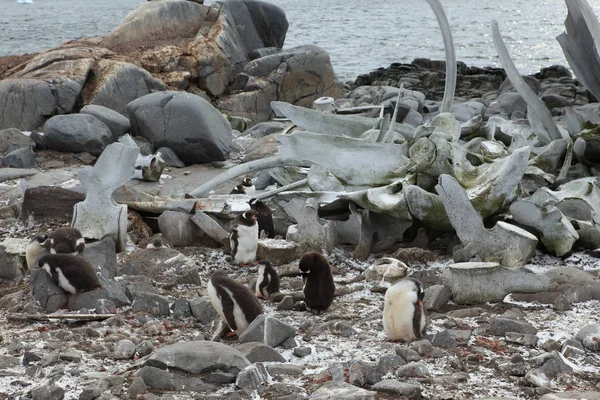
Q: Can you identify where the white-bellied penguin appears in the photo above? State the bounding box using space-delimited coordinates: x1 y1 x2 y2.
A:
25 233 49 270
207 270 264 337
241 177 255 194
230 210 258 265
37 254 102 294
46 227 85 255
230 184 246 195
255 260 280 299
248 198 275 239
382 277 427 342
299 252 335 314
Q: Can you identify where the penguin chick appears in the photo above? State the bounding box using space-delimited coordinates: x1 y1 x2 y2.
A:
383 277 427 342
207 270 264 337
45 227 85 255
248 198 275 238
26 234 48 270
230 211 258 265
230 184 246 195
38 254 102 294
255 260 280 299
241 178 256 194
299 252 335 314
139 234 173 249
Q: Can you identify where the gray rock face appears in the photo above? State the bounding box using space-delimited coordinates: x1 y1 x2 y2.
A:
82 237 118 279
158 211 208 247
377 355 406 376
2 147 37 168
235 342 286 363
423 284 451 311
135 366 182 391
575 323 600 351
31 384 65 400
235 363 269 391
0 246 24 281
136 340 155 358
132 291 171 316
145 341 250 374
246 121 291 138
309 380 376 400
171 298 192 319
425 330 459 349
118 247 196 279
238 315 297 347
66 283 130 311
0 128 36 153
29 268 68 312
489 318 538 336
156 146 185 168
371 380 422 399
395 362 430 377
44 114 113 156
114 339 136 360
80 104 130 140
189 296 220 324
127 91 232 164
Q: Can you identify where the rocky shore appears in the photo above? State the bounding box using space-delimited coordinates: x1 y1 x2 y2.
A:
1 0 600 399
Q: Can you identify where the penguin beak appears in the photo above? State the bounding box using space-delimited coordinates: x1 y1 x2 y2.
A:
417 300 423 307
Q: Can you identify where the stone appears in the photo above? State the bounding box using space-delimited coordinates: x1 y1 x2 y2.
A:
0 246 24 281
59 349 82 363
246 121 291 138
537 352 573 378
135 366 182 391
136 340 155 358
189 296 220 324
238 315 297 348
256 239 299 266
293 346 312 358
284 198 336 252
236 363 269 391
118 134 165 182
145 341 250 374
29 268 68 312
441 262 556 304
540 392 600 400
371 380 422 399
190 212 230 247
423 285 451 311
575 323 600 351
396 347 421 362
348 360 381 387
505 332 538 347
425 330 459 348
156 147 185 168
0 128 36 153
158 211 209 247
377 355 406 376
30 384 65 400
44 114 113 156
20 186 85 223
489 318 538 336
0 355 21 368
276 296 294 311
235 342 285 363
80 104 130 140
127 91 232 164
118 247 195 279
82 237 118 279
171 298 192 319
308 380 376 400
114 339 136 360
2 147 36 168
546 267 597 285
67 280 130 311
132 292 171 317
128 377 147 397
395 362 430 377
365 258 410 284
72 141 139 252
264 363 304 377
203 371 236 384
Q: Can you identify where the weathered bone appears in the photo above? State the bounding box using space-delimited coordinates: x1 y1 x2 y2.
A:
118 135 165 182
72 142 139 252
284 198 336 252
436 175 538 266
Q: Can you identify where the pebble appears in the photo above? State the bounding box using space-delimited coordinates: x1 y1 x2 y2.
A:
114 339 136 360
396 347 421 362
293 346 312 358
395 361 430 377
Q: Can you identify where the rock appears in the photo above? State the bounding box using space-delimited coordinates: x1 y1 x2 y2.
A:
0 355 21 368
156 147 185 168
80 104 130 140
310 320 357 338
365 258 410 283
505 332 538 347
158 211 211 247
189 296 220 324
31 384 65 400
410 339 434 357
536 352 573 378
238 315 297 348
128 377 147 397
20 186 85 223
376 354 406 376
67 281 130 311
489 318 538 336
308 380 376 400
246 121 291 138
127 91 232 164
0 246 24 281
425 330 459 348
82 237 118 279
135 366 182 391
171 298 192 319
423 285 451 311
0 128 36 153
264 363 304 377
59 349 82 363
256 239 299 266
114 339 136 360
441 262 556 304
575 323 600 351
2 147 36 168
118 247 196 279
540 392 600 400
29 268 68 312
348 360 381 387
276 296 294 311
293 346 311 358
44 114 113 156
545 267 597 285
145 341 250 374
236 363 269 391
396 347 421 362
235 342 285 363
136 340 155 358
132 292 171 317
371 380 422 399
242 134 278 162
395 362 430 377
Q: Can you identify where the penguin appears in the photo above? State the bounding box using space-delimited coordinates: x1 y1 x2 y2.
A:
139 235 172 249
299 252 335 314
207 270 264 337
37 254 102 294
230 211 259 265
241 178 256 194
45 227 85 255
382 277 427 342
255 260 280 299
25 234 49 270
248 198 275 239
230 184 246 195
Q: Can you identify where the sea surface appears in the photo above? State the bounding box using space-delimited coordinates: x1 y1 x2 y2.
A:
2 0 600 81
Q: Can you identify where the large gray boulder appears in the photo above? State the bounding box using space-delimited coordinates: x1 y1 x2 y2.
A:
44 114 113 155
0 128 36 153
29 269 68 312
144 341 250 374
0 80 60 131
80 105 131 140
127 91 232 163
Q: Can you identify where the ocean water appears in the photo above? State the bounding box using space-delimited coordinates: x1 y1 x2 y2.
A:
1 0 600 81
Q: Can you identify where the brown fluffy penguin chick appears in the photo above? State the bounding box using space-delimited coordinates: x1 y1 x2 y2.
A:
299 252 335 314
255 260 280 299
38 254 102 294
248 198 275 238
45 227 85 255
138 234 172 249
208 270 264 337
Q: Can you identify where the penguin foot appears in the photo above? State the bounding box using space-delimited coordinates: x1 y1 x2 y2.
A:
255 293 264 299
223 330 238 338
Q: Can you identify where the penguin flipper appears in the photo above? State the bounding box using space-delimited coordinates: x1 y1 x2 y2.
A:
215 287 237 331
229 228 239 257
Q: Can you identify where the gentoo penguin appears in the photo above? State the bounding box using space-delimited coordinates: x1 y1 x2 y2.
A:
241 178 256 194
382 277 427 342
299 252 335 314
25 234 48 270
138 235 172 249
208 270 264 337
230 184 246 195
45 227 85 255
255 260 280 299
230 211 259 265
248 198 275 239
37 254 102 294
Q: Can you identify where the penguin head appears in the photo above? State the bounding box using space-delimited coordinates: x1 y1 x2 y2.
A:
37 254 53 272
248 198 259 207
299 252 321 283
150 237 164 249
242 178 253 187
256 260 272 272
406 277 425 306
242 210 257 223
235 184 246 193
32 234 49 245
